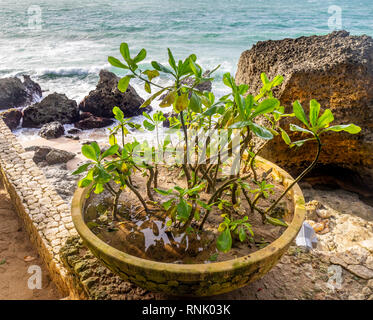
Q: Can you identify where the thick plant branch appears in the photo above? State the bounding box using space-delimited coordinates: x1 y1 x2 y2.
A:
266 136 322 214
125 178 150 214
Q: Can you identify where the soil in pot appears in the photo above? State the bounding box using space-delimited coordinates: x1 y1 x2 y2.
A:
83 164 294 264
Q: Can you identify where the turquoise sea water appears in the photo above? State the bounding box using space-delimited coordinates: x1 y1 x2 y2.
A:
1 0 372 103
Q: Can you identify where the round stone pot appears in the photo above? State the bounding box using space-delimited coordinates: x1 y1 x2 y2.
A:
71 156 305 296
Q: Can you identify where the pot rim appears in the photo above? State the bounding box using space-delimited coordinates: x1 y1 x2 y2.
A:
71 156 306 276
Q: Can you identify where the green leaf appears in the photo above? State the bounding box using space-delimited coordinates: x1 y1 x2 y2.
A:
108 56 128 69
101 144 119 158
91 142 101 158
151 61 173 74
223 73 234 88
251 98 279 118
260 72 270 84
323 124 361 134
238 84 249 95
95 167 112 184
293 100 309 127
118 75 132 93
113 106 124 122
317 109 334 129
154 188 173 196
290 138 316 148
189 59 201 77
143 120 155 131
139 87 168 109
167 48 177 72
143 69 159 82
239 227 247 242
174 93 189 113
279 128 291 145
144 81 151 93
72 163 90 175
271 75 283 87
216 228 232 253
81 145 98 162
188 92 202 113
309 99 320 128
176 198 190 221
229 120 251 129
78 178 92 188
162 199 174 210
159 91 176 108
289 124 314 135
120 43 130 61
249 122 274 140
133 48 146 63
266 216 288 227
186 183 205 195
109 134 117 146
203 105 225 116
94 183 104 194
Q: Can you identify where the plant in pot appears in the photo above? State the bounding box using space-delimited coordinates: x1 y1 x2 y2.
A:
71 43 361 296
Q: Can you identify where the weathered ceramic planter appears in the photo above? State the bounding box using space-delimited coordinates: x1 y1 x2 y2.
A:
71 156 305 296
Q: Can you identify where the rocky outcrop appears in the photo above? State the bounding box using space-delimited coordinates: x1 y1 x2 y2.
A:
0 75 42 110
22 93 79 128
79 70 150 118
38 121 65 139
28 146 76 166
1 108 22 130
235 31 373 189
74 112 114 130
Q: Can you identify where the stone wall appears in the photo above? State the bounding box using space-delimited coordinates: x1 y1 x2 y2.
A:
0 118 86 299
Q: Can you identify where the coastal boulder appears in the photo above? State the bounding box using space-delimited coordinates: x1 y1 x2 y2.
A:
235 31 373 189
1 108 22 130
30 146 76 165
22 93 79 127
74 112 114 130
0 75 42 110
38 121 65 139
79 70 151 118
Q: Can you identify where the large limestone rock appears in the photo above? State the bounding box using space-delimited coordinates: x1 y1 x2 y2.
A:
22 93 79 127
79 70 151 118
0 75 42 109
235 31 373 189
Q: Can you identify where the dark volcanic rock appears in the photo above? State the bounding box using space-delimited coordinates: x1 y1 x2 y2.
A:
31 146 75 165
1 108 22 130
38 121 65 139
45 149 76 165
0 75 42 110
235 31 373 189
79 70 151 118
67 128 81 134
22 93 79 127
74 112 114 130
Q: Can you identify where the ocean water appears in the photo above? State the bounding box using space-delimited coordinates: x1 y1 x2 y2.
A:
1 0 372 120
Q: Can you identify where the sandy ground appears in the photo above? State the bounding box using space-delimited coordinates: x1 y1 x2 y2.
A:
0 181 61 300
